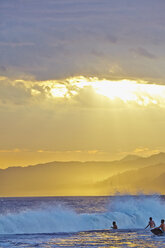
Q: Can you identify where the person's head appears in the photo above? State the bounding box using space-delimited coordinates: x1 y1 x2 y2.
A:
149 217 152 221
161 219 164 224
113 221 116 225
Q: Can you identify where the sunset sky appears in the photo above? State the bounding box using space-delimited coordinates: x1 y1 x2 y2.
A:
0 0 165 169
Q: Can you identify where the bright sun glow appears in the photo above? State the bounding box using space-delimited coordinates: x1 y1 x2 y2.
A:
66 77 165 106
50 84 68 97
32 76 165 107
93 80 138 102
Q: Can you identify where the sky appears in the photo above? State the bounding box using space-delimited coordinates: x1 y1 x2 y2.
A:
0 0 165 168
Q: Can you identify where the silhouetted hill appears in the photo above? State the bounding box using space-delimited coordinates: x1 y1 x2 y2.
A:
120 154 141 162
0 152 165 196
117 152 165 169
98 162 165 194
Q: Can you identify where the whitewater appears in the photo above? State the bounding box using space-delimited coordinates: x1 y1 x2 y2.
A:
0 195 165 247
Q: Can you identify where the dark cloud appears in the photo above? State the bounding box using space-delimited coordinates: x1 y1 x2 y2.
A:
0 0 165 81
105 34 118 44
131 47 156 59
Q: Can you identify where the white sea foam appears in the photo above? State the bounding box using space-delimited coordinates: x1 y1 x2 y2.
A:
0 195 164 234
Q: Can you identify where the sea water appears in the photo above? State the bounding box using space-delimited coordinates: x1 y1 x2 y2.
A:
0 195 165 247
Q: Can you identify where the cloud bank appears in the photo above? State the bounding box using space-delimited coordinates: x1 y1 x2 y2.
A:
0 0 165 82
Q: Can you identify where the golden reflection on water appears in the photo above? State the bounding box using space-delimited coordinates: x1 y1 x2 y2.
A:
46 230 165 248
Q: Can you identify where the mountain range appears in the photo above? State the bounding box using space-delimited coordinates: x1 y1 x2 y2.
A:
1 152 165 196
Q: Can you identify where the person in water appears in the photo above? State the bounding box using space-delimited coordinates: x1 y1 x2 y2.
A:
145 217 156 229
157 219 165 232
111 221 118 229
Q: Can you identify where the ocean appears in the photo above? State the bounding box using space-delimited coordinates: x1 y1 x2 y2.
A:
0 195 165 247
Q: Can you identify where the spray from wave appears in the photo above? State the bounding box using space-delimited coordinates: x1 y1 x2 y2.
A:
0 195 165 234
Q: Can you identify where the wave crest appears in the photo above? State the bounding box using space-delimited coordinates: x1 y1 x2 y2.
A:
0 196 164 234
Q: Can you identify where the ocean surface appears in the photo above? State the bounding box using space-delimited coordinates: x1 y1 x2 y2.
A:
0 195 165 247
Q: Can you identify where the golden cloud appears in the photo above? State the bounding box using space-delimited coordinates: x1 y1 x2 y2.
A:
1 75 165 109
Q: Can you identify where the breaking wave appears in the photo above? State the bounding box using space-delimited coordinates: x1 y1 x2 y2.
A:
0 195 165 234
